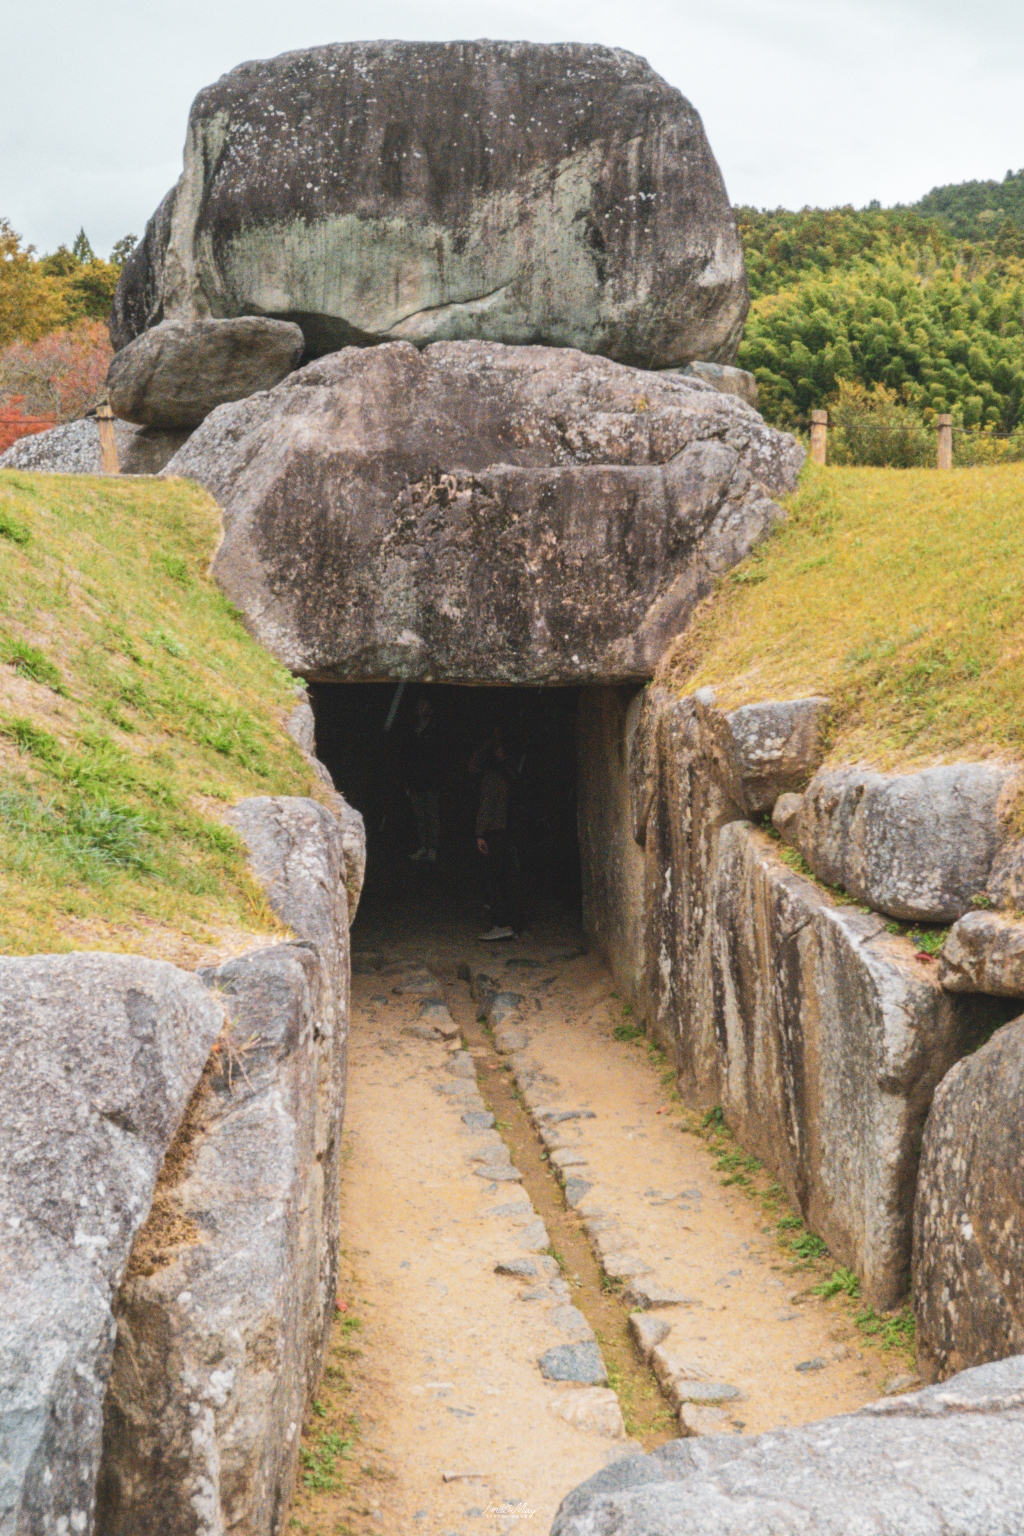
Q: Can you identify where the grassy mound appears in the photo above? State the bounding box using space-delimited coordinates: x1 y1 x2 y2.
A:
0 470 314 959
658 463 1024 770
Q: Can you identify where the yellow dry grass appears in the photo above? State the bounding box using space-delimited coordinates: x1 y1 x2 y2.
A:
658 462 1024 769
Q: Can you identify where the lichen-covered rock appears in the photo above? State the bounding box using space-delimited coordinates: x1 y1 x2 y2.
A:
96 796 353 1535
163 340 802 684
796 762 1017 922
0 416 188 474
551 1356 1024 1535
681 361 758 406
710 822 999 1307
111 41 748 370
913 1015 1024 1382
0 955 224 1536
107 316 305 430
694 690 830 817
938 910 1024 995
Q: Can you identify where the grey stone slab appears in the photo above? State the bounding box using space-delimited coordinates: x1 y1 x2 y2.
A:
914 1013 1024 1381
564 1178 594 1208
539 1344 608 1385
696 694 831 818
0 954 225 1536
494 1259 539 1278
552 1357 1024 1535
462 1111 496 1129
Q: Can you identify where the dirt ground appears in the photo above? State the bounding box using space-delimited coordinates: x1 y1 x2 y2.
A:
288 902 907 1536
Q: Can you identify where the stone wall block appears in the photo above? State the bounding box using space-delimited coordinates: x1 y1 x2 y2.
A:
938 910 1024 995
0 955 225 1536
709 823 1000 1306
913 1015 1024 1382
96 944 331 1535
697 695 830 817
797 762 1017 922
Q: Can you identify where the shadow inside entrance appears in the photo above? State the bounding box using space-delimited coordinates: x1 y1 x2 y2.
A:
308 683 583 944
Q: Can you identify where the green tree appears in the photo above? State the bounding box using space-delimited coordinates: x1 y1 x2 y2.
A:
71 229 95 264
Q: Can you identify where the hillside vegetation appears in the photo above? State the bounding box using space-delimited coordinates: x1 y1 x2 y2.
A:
738 204 1024 439
0 470 315 959
659 462 1024 771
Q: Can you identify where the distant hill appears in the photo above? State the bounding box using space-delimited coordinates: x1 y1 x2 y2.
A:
912 170 1024 240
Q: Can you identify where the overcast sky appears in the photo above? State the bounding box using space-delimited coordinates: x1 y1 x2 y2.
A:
3 0 1022 257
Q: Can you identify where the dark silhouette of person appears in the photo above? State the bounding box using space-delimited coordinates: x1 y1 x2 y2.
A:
401 696 443 862
469 724 522 939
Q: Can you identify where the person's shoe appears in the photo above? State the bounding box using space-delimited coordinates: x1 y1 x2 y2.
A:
409 847 429 861
426 849 438 863
480 925 515 941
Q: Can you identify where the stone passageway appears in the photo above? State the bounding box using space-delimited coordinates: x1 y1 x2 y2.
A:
288 901 890 1536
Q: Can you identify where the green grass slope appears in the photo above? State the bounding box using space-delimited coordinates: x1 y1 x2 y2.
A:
0 470 315 959
658 463 1024 772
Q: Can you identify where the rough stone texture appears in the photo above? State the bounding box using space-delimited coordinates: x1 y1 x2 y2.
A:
539 1344 608 1386
163 340 802 685
628 1314 671 1359
95 796 353 1535
108 317 305 430
709 821 1001 1307
913 1015 1024 1383
771 790 803 846
578 687 648 1002
0 416 188 475
0 955 225 1536
551 1356 1024 1536
284 699 367 921
939 910 1024 995
111 42 749 370
576 685 1012 1307
681 361 758 407
695 690 830 817
796 762 1018 923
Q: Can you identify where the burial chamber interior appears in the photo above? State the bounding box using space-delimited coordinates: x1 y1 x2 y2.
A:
308 683 587 934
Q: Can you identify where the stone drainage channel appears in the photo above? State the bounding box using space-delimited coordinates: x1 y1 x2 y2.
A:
289 923 897 1536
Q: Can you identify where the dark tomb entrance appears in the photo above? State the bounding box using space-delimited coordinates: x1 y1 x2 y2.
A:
308 684 583 939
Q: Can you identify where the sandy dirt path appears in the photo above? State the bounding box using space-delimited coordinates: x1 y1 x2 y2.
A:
289 907 904 1536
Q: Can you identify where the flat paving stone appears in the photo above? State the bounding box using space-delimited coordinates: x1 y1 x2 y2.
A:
539 1343 608 1385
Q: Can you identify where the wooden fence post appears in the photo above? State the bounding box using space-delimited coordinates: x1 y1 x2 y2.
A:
96 401 119 476
810 409 828 466
937 414 953 471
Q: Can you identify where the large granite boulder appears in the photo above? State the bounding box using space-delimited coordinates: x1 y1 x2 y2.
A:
552 1356 1024 1536
162 340 802 684
96 796 356 1534
913 1015 1024 1382
110 42 748 372
0 955 225 1536
794 763 1019 923
939 910 1024 996
107 317 305 430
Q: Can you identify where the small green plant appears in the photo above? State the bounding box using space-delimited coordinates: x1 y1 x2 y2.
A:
148 627 187 658
301 1428 354 1491
1 638 64 692
813 1266 861 1299
908 928 949 955
0 715 62 764
0 509 30 546
856 1305 916 1351
791 1231 829 1260
777 1214 804 1231
703 1106 725 1129
155 553 193 585
613 1022 642 1042
340 1316 362 1334
620 1002 634 1018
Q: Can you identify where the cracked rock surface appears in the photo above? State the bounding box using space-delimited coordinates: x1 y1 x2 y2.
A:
164 339 802 685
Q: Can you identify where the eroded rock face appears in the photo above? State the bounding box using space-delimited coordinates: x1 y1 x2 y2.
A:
163 341 802 684
110 42 748 371
0 956 224 1536
796 763 1017 923
96 796 357 1536
107 316 305 429
913 1016 1024 1382
711 822 997 1307
552 1356 1024 1536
